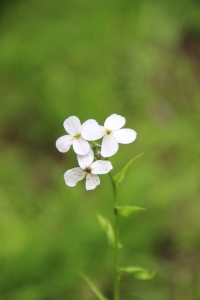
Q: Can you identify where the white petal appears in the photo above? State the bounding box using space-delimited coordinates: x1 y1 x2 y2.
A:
81 119 105 141
63 116 81 135
91 160 113 174
101 135 119 157
113 129 137 144
64 168 85 187
55 135 73 153
104 114 126 130
86 174 100 190
77 149 94 169
73 137 90 155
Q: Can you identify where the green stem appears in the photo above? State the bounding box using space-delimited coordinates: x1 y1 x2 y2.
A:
109 172 120 300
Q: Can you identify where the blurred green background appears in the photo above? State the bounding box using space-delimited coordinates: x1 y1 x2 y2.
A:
1 0 200 299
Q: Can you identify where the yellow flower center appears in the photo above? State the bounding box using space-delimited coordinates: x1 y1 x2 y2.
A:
105 129 112 136
84 167 91 174
74 133 81 140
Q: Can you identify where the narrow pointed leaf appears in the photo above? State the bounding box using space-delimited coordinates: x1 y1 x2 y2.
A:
119 266 155 281
78 272 108 300
97 214 122 249
115 206 146 218
114 153 144 188
97 214 115 248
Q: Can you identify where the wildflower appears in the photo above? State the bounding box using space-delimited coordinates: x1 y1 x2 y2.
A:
64 149 113 190
81 114 137 157
56 116 90 155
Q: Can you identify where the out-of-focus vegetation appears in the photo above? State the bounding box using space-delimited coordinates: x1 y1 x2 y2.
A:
0 0 200 299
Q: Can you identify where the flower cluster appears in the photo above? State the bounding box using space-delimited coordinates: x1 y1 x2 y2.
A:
56 114 137 190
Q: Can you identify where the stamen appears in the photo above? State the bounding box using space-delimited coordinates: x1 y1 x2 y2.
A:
105 129 112 135
74 133 81 140
84 167 91 174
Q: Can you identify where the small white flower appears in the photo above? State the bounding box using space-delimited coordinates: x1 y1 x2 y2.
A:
56 116 90 155
81 114 137 157
64 149 113 190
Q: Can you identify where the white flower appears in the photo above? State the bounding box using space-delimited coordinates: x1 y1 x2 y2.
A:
81 114 137 157
64 149 113 190
56 116 90 155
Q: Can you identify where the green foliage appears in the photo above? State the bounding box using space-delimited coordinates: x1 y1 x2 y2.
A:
119 266 155 281
114 154 144 188
115 206 146 218
97 214 122 249
97 214 115 249
78 273 108 300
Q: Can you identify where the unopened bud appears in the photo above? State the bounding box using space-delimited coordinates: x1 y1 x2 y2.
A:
96 151 102 159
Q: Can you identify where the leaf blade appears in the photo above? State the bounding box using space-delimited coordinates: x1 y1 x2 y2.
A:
78 272 108 300
119 266 155 281
97 214 115 248
114 153 144 188
97 214 122 249
115 206 146 218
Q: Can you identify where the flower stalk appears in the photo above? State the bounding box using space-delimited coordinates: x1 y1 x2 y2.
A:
109 172 120 300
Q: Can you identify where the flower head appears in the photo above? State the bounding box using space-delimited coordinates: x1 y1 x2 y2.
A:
81 114 137 157
56 116 90 155
64 149 113 190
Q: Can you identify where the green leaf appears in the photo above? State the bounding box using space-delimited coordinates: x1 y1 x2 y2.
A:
97 214 122 249
97 214 115 248
78 272 108 300
115 206 146 218
119 266 155 281
114 153 144 188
